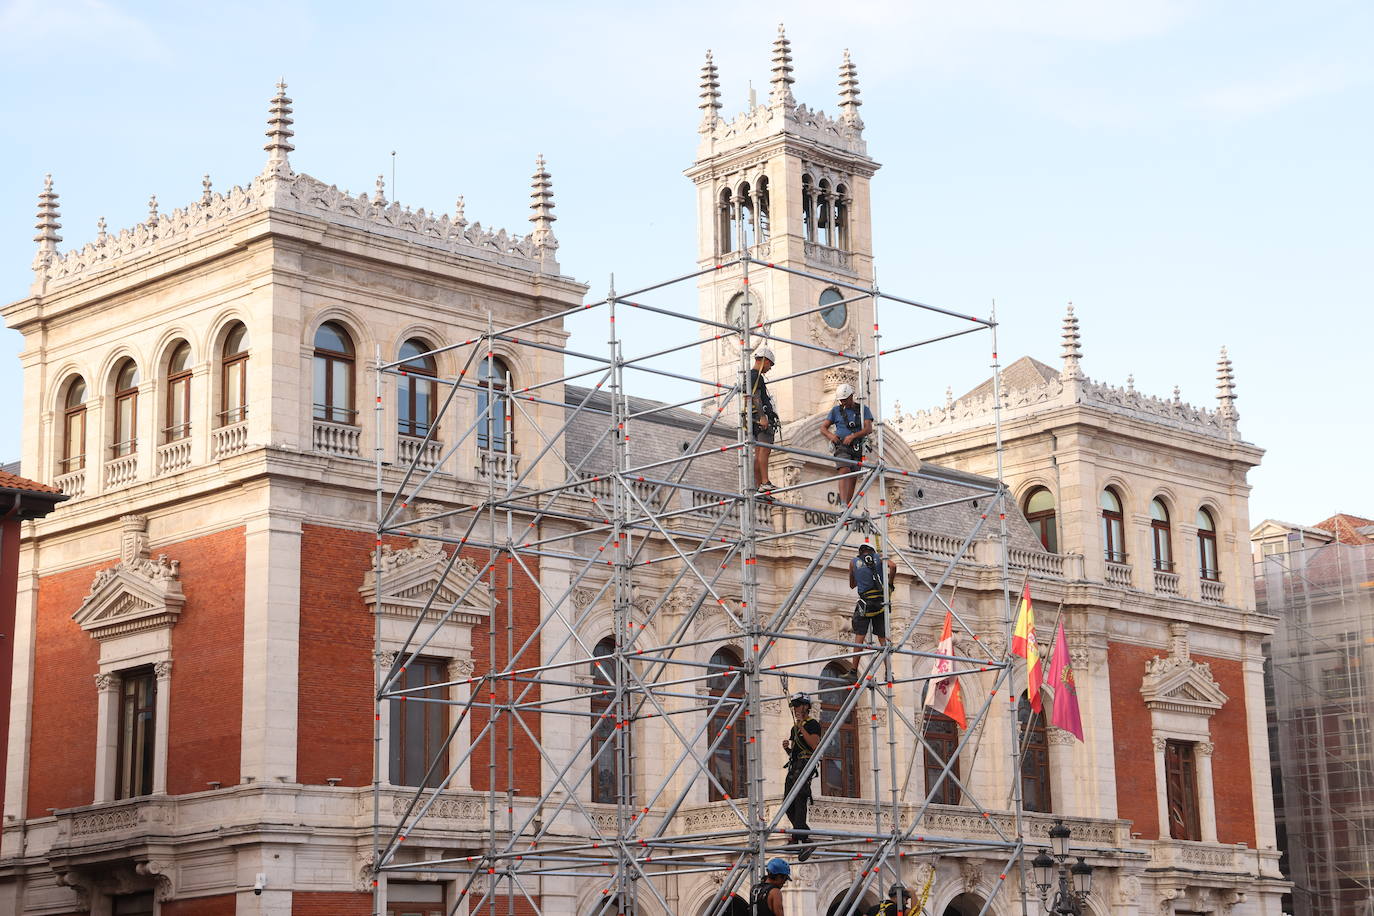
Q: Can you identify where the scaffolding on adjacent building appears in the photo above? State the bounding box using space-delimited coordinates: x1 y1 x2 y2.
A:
367 255 1033 916
1259 540 1374 916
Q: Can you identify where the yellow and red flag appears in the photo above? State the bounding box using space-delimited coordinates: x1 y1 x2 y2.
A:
1011 583 1043 713
926 610 967 728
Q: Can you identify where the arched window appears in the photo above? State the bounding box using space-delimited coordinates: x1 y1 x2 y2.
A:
755 176 770 242
834 182 850 250
718 188 734 254
801 174 815 242
818 662 859 797
1024 487 1058 553
1150 498 1173 571
1101 487 1126 563
61 377 87 472
398 339 438 438
589 636 619 804
112 359 140 458
923 712 961 805
165 341 192 442
477 356 512 452
1018 694 1052 813
221 322 249 425
706 647 747 801
737 182 754 250
313 322 355 424
1197 508 1219 581
817 179 832 246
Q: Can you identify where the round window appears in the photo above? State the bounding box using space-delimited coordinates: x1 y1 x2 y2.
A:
819 288 847 329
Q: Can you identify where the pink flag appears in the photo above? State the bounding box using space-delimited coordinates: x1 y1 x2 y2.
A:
1047 620 1083 740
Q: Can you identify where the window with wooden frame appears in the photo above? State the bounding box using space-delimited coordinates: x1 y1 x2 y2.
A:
589 636 621 804
220 322 249 425
398 339 438 438
707 647 748 801
386 882 444 916
1101 487 1126 563
61 377 87 472
1024 487 1058 553
111 359 140 458
164 341 192 442
477 356 512 452
818 662 860 797
1197 508 1220 581
312 321 355 424
1018 694 1053 813
1165 739 1202 840
388 656 449 788
1151 498 1174 571
923 712 962 805
116 667 156 799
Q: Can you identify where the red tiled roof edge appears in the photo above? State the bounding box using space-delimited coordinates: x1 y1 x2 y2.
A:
0 469 64 496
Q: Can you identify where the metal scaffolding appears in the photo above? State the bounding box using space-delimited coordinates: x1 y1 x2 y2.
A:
367 255 1028 916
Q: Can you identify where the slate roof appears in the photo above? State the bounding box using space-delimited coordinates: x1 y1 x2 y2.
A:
957 356 1060 403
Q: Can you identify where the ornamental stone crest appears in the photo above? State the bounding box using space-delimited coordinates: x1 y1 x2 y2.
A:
360 505 492 624
1140 623 1228 717
73 515 185 640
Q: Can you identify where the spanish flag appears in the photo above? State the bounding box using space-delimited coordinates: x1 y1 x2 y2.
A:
926 610 967 728
1011 583 1043 713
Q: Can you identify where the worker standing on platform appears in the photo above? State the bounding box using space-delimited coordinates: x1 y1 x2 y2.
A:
782 693 821 860
752 858 791 915
749 347 779 497
821 383 873 505
850 544 897 647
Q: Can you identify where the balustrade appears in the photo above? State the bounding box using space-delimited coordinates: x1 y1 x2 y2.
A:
55 469 86 499
1200 579 1225 604
312 420 361 458
1153 569 1181 596
211 422 249 459
398 435 443 470
1105 561 1132 588
156 439 192 475
104 454 137 488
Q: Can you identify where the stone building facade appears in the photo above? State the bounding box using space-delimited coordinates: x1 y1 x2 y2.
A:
1 35 1284 916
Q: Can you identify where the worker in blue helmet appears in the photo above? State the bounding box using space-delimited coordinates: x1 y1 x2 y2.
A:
750 858 792 915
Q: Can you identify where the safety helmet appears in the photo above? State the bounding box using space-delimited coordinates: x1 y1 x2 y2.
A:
889 883 909 898
857 543 875 554
788 692 812 708
757 346 776 364
836 383 855 401
766 858 792 877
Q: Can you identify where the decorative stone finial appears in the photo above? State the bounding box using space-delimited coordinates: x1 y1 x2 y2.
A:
769 24 795 107
838 49 863 129
374 174 387 206
454 195 467 228
33 174 62 272
96 216 108 245
147 194 159 226
529 155 558 264
1126 374 1135 393
699 50 722 132
1061 303 1083 379
1216 346 1238 424
202 174 213 205
945 386 954 409
1172 385 1181 405
263 80 294 176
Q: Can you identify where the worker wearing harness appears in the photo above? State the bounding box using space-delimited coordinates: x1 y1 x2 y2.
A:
782 693 822 861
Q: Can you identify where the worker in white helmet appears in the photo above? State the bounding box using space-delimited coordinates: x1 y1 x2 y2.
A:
749 346 780 498
821 382 873 505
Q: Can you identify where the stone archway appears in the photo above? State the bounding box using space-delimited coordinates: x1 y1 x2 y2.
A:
826 888 880 915
942 892 988 916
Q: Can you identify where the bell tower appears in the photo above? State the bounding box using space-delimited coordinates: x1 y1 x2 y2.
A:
687 27 880 421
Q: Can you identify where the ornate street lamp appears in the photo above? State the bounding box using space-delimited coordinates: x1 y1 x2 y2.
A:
1032 819 1094 915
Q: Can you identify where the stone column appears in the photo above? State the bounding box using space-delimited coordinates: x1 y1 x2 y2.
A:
1241 646 1279 851
240 510 302 783
153 660 173 794
1196 741 1217 843
191 362 213 466
375 651 398 785
1047 727 1078 816
448 655 475 790
1152 735 1170 839
93 672 120 803
2 556 40 831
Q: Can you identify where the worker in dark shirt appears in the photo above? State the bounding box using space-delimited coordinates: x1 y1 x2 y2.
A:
782 692 822 860
866 884 912 915
821 383 873 505
850 544 897 647
752 859 791 915
749 346 779 497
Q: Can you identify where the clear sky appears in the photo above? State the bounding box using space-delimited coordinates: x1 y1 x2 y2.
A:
1 0 1370 527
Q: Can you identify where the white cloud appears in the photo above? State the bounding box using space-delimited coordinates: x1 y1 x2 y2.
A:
0 0 165 57
1201 58 1369 118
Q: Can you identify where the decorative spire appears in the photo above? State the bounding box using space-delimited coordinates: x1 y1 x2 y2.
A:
1216 346 1238 424
96 216 108 245
769 23 795 107
1061 303 1083 379
838 49 863 129
529 155 558 263
454 195 466 228
374 174 386 205
147 194 159 226
699 50 722 132
32 174 61 272
1172 385 1182 405
263 80 294 176
945 386 954 409
202 174 213 205
1126 374 1136 394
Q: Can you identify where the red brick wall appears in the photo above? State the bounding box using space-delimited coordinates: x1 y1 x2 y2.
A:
27 559 107 817
0 519 19 814
1108 642 1256 845
162 894 236 915
26 528 245 817
297 525 541 795
166 528 245 794
292 891 373 915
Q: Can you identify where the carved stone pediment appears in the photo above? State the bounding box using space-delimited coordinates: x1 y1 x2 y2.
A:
73 516 184 640
361 505 493 624
1140 623 1227 716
